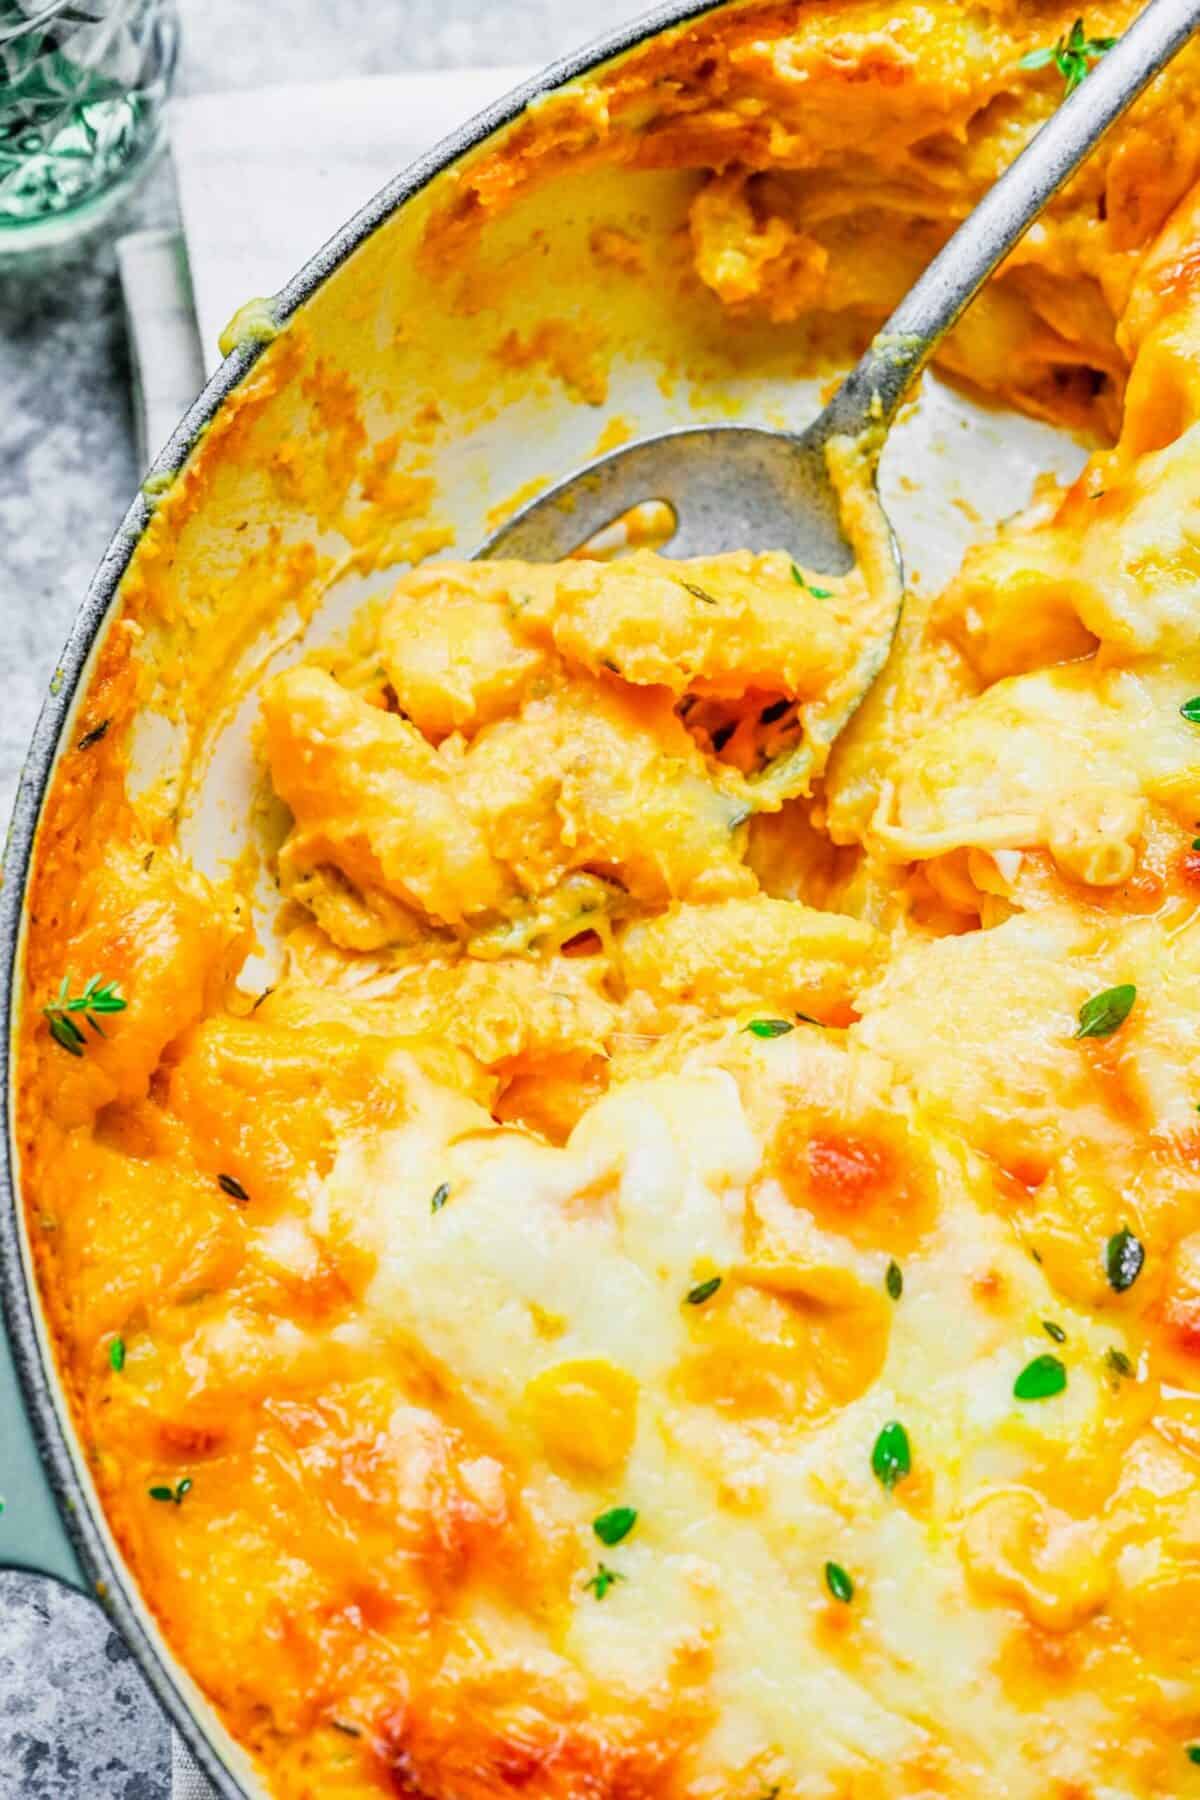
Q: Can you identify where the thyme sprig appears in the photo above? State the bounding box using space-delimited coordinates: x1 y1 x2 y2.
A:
583 1561 625 1599
1019 16 1117 93
149 1477 192 1506
43 972 127 1057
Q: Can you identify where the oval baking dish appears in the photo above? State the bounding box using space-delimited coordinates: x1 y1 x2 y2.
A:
7 2 1200 1796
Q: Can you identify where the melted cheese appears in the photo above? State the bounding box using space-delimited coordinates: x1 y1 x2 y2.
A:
18 4 1200 1798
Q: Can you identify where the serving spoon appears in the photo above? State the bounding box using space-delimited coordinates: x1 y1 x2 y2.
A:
477 0 1200 787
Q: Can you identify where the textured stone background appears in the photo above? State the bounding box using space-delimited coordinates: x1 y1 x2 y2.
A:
0 1 645 1794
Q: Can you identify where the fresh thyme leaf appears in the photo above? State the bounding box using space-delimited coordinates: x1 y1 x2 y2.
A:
593 1505 637 1546
76 719 110 752
108 1337 126 1373
583 1561 625 1599
1014 1353 1067 1401
330 1720 362 1738
759 698 791 725
1188 1743 1200 1766
790 562 833 599
1075 983 1135 1039
710 720 737 753
149 1477 191 1505
681 580 719 606
885 1260 903 1301
218 1173 250 1203
43 972 126 1056
1182 696 1200 723
78 976 126 1015
1020 17 1117 92
1105 1226 1145 1293
1042 1320 1067 1344
795 1012 825 1027
1192 838 1200 851
824 1560 854 1603
1106 1346 1134 1380
47 1013 86 1056
744 1018 794 1039
871 1420 911 1490
686 1276 722 1306
430 1180 450 1213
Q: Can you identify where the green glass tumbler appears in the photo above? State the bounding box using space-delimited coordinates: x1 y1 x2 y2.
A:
0 0 178 254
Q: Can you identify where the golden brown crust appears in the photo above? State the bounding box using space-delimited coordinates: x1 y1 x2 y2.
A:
18 5 1200 1797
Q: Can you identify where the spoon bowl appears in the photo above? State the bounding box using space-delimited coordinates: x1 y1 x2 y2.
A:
481 421 859 571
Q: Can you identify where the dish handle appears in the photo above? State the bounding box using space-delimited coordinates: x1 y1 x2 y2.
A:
0 1308 86 1591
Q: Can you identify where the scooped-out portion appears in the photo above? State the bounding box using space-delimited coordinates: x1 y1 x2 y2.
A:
17 4 1200 1799
261 546 886 956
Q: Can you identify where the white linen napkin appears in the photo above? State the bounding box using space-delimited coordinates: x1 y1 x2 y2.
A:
119 65 532 1798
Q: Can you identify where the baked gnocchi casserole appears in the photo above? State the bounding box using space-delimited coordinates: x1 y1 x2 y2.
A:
17 3 1200 1796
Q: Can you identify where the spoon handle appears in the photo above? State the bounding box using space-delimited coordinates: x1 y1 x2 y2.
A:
818 0 1200 449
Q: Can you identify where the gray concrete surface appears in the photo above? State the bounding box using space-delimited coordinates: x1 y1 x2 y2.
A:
0 2 647 1793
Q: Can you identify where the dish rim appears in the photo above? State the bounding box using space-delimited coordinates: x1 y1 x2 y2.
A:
0 2 724 1790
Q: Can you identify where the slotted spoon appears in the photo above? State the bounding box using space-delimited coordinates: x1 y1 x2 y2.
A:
477 0 1200 768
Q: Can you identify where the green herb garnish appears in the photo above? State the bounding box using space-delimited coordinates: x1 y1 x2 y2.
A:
744 1018 794 1039
1075 983 1136 1039
1105 1226 1144 1293
593 1506 637 1546
43 972 127 1057
1042 1320 1067 1344
1182 697 1200 723
885 1260 903 1301
824 1560 854 1603
686 1276 723 1306
1019 17 1117 93
1014 1353 1067 1401
218 1173 250 1203
108 1337 126 1373
1188 1744 1200 1766
430 1181 450 1213
871 1420 911 1490
681 580 719 606
583 1562 625 1599
1106 1346 1134 1380
149 1478 192 1506
791 563 833 600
